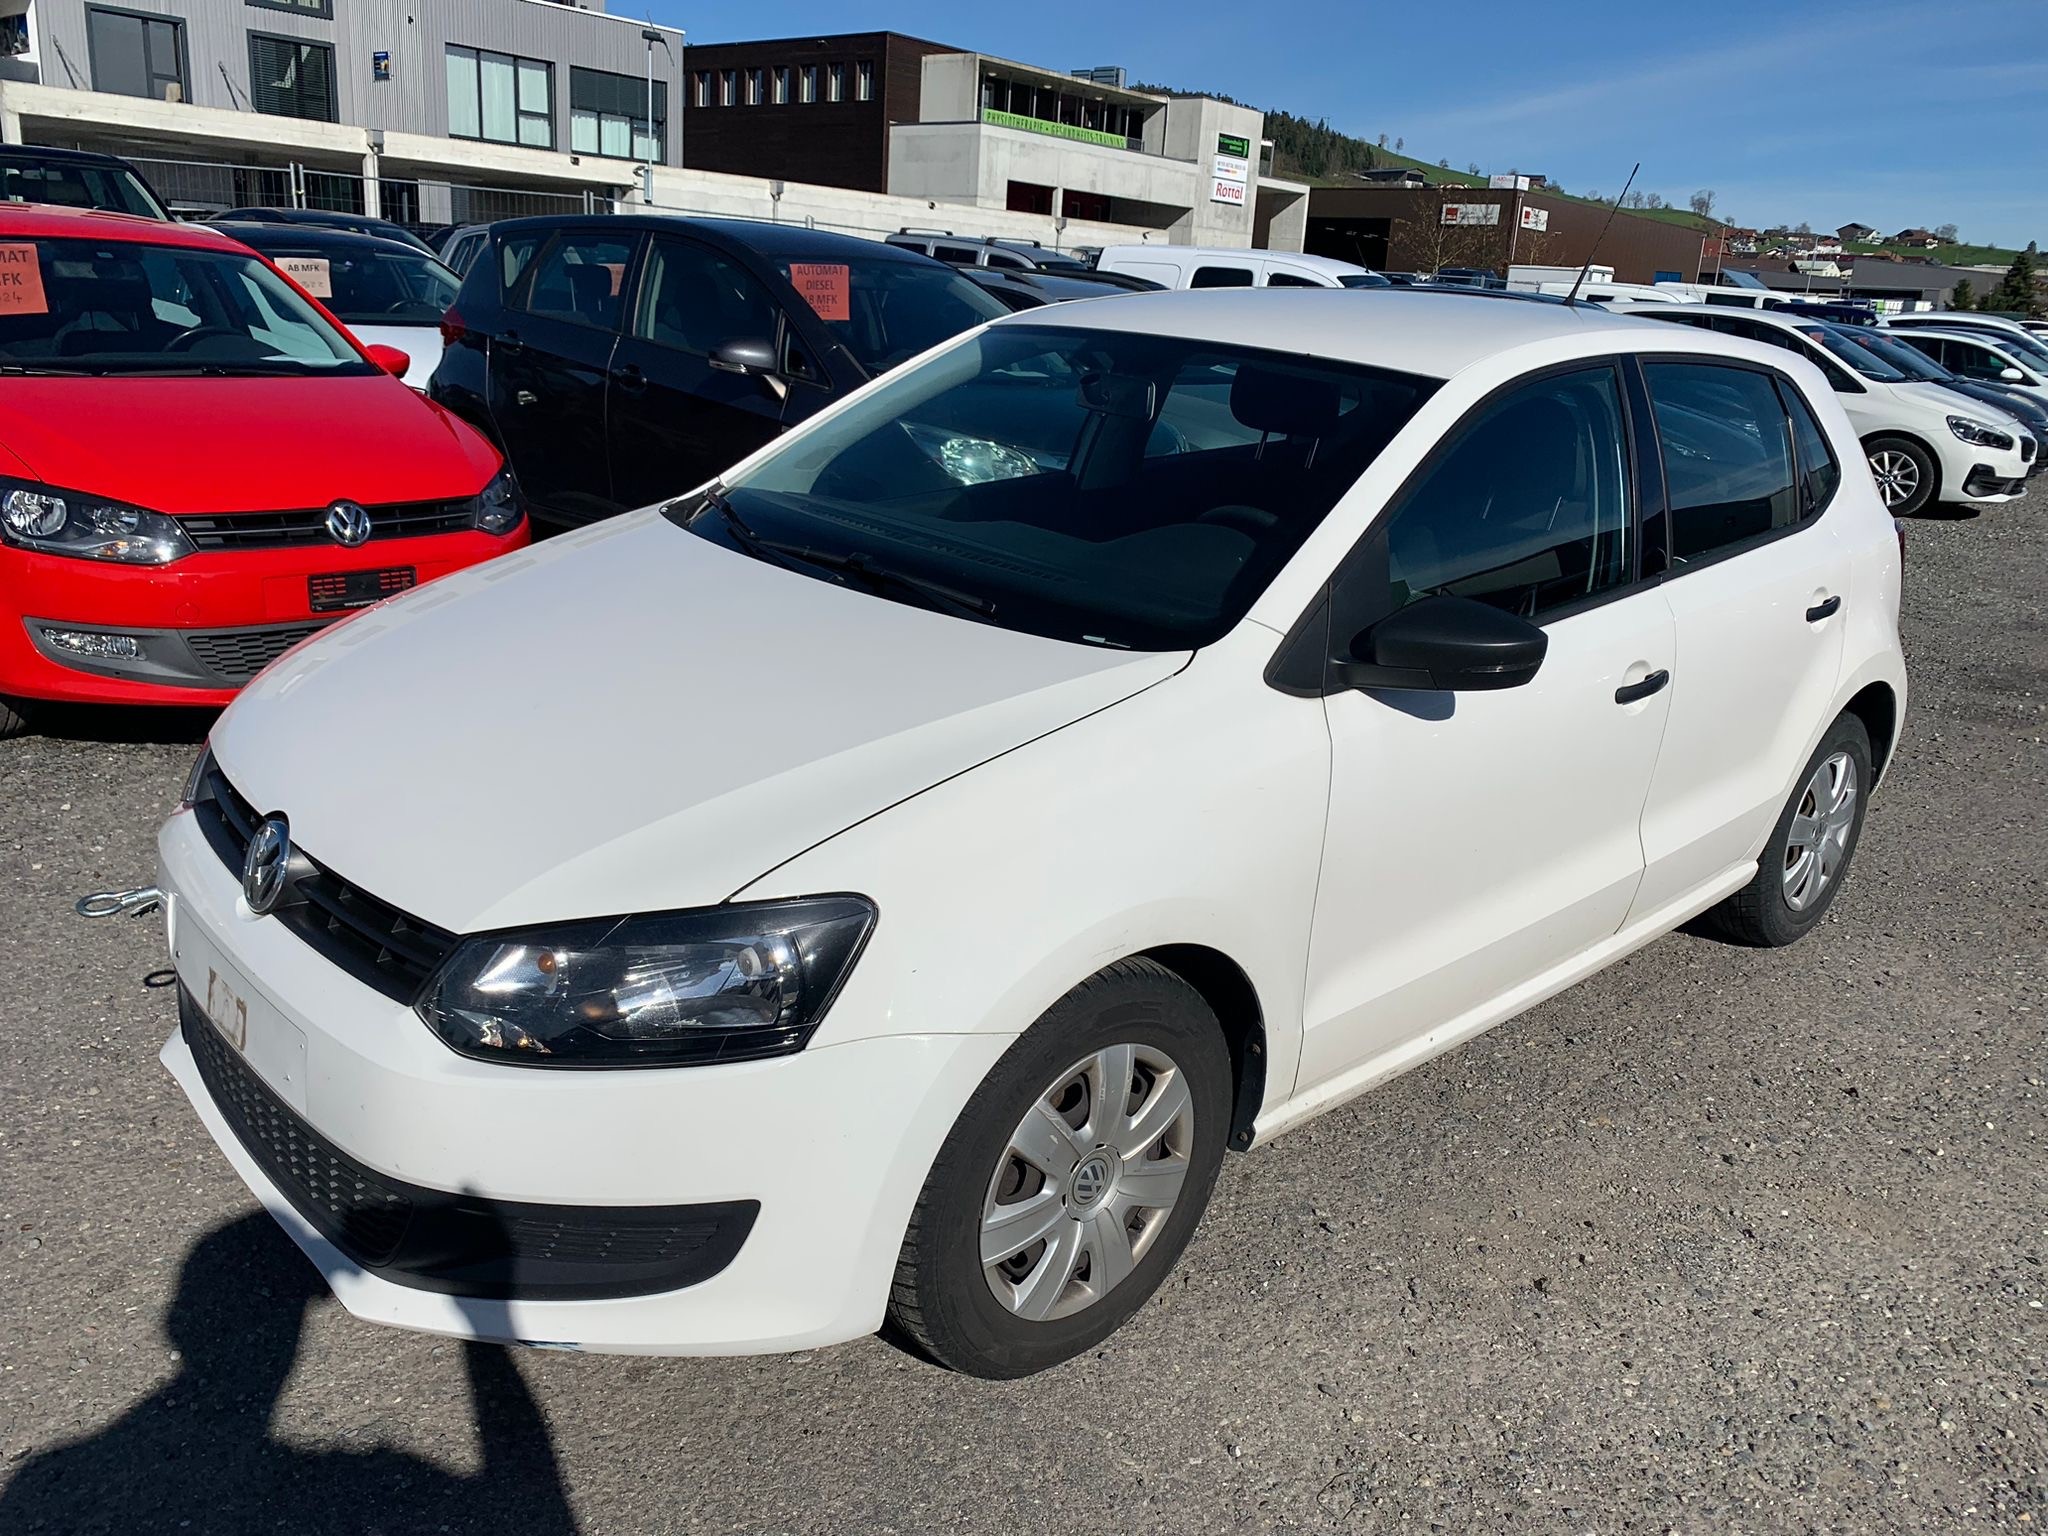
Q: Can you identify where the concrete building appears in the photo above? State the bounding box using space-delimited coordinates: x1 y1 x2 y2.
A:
681 32 1307 251
1303 183 1712 284
0 0 680 223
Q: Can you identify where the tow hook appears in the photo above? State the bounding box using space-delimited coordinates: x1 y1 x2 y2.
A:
76 886 163 919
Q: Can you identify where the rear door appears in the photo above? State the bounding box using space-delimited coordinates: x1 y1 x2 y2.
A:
487 226 643 526
606 234 801 511
1629 359 1850 917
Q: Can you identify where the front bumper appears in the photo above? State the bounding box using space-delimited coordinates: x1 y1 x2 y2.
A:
1962 464 2029 500
156 808 1010 1354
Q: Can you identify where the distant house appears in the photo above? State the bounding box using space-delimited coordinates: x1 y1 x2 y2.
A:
1837 222 1877 242
1891 228 1941 248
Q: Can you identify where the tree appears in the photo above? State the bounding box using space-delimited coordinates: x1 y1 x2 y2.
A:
1988 248 2044 318
1394 136 1405 153
1438 157 1450 169
1405 191 1502 276
1467 161 1481 175
1934 223 1958 243
1794 221 1813 236
1376 132 1389 148
1950 277 1976 310
1644 192 1666 210
1689 189 1717 218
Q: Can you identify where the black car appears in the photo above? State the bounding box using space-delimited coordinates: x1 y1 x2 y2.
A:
960 267 1163 310
211 207 437 256
0 145 168 219
429 215 1008 529
886 230 1162 292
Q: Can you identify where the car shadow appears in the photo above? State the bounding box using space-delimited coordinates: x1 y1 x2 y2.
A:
19 702 219 746
0 1213 581 1535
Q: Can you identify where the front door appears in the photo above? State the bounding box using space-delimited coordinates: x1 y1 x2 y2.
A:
1299 363 1676 1090
606 234 797 512
1629 360 1850 916
487 226 642 526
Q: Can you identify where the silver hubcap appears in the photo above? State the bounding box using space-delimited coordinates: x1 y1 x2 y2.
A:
1870 449 1920 508
981 1044 1195 1322
1783 750 1858 912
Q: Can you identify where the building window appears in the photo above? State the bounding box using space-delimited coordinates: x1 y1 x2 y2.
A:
692 70 711 108
571 66 666 161
744 67 762 106
445 46 552 147
86 6 187 101
771 66 788 104
720 69 736 106
247 33 335 121
855 60 873 101
826 62 843 102
245 0 331 17
798 64 816 103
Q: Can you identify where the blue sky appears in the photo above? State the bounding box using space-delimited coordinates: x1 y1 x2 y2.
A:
653 0 2047 249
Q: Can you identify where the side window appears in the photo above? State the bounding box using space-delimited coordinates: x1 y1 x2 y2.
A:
1644 362 1799 563
1779 381 1841 518
1265 271 1323 288
1190 265 1254 289
935 244 981 265
497 232 541 295
632 238 783 356
983 251 1028 271
1382 366 1633 619
515 231 636 329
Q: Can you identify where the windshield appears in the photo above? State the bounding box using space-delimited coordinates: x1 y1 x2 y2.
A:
775 257 1007 375
1793 322 1906 381
1 158 167 219
1841 327 1951 381
693 324 1436 650
253 244 459 324
1337 272 1392 288
0 237 371 375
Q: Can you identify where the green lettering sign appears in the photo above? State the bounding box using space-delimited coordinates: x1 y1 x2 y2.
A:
982 109 1130 151
1216 133 1251 159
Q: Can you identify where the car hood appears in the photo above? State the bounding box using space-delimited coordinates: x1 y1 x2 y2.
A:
210 513 1186 933
1892 379 2012 425
0 375 497 511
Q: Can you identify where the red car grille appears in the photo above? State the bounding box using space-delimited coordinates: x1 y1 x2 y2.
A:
176 498 473 550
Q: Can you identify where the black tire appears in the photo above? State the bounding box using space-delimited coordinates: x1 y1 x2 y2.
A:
0 696 31 741
1702 713 1872 947
886 958 1232 1378
1865 434 1938 517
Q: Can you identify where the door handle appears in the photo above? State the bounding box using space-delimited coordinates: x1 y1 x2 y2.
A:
497 331 524 354
612 363 646 393
1614 668 1670 705
1806 595 1842 622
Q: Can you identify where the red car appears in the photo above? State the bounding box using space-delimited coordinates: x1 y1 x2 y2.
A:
0 206 527 736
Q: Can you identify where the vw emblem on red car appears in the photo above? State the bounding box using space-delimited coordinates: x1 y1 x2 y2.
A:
324 500 372 548
241 816 292 915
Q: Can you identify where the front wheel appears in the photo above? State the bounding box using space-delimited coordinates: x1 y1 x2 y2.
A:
886 959 1232 1378
0 696 31 741
1702 713 1872 947
1865 435 1937 516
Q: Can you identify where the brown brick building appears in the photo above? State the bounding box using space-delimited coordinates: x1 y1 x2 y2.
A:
1303 185 1716 285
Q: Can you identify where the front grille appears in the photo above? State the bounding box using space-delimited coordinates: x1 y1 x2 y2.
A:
192 761 458 1003
181 991 760 1299
186 623 327 685
177 497 475 551
184 990 413 1263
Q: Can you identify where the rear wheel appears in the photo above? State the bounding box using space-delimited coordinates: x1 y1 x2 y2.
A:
1865 436 1937 516
886 959 1231 1378
1703 713 1872 947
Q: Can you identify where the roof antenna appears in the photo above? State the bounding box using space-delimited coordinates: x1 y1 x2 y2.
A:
1567 162 1640 303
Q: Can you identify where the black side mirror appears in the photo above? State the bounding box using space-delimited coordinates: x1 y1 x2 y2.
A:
1331 596 1547 692
709 338 778 376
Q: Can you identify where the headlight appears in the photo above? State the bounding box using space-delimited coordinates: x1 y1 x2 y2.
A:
471 468 523 534
416 896 877 1067
0 478 196 564
1947 415 2015 451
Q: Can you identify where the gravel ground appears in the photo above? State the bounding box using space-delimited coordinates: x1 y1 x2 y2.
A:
0 501 2041 1535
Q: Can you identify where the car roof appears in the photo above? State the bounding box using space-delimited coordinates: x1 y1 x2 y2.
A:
212 220 435 257
1623 301 1832 335
0 144 138 168
1021 288 1656 380
1095 245 1372 276
0 202 246 250
494 212 941 265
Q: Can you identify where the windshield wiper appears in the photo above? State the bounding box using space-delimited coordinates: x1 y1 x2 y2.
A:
0 363 96 376
691 486 998 621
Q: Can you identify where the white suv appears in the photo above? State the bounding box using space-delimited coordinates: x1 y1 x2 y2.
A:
155 291 1907 1378
1621 303 2033 513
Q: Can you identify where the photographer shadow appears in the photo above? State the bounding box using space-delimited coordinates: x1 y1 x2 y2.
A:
0 1212 580 1536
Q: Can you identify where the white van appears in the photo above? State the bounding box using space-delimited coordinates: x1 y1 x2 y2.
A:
1535 278 1692 305
1093 246 1386 290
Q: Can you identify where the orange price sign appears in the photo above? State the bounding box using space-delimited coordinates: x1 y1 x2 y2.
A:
789 263 850 322
0 244 48 315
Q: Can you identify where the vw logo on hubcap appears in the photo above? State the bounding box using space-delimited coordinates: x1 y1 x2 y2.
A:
324 500 373 548
1071 1154 1113 1210
242 816 292 915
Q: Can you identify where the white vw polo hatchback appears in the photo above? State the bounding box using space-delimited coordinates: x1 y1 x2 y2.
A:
157 291 1907 1378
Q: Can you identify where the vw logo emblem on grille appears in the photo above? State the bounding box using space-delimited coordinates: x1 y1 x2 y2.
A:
242 816 292 915
324 500 372 548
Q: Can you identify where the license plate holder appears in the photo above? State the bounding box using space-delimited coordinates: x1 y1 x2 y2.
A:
310 567 415 612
